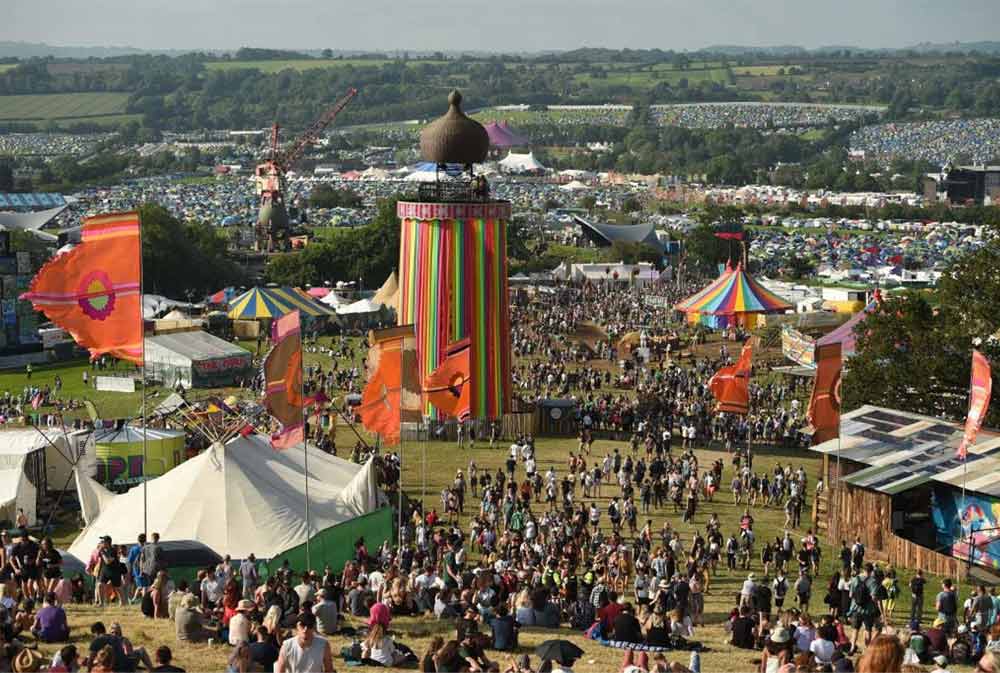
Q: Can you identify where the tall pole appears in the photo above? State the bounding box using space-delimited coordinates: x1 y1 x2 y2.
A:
138 213 148 538
301 335 311 572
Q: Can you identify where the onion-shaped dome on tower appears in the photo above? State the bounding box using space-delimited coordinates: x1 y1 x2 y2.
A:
419 90 489 165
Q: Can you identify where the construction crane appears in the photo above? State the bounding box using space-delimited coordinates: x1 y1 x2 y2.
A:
255 88 358 252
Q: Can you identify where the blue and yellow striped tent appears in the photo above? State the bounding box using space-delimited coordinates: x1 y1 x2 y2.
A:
227 287 337 320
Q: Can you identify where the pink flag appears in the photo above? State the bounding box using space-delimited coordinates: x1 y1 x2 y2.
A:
957 350 992 459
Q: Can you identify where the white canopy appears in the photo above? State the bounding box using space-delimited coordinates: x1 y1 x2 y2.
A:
337 298 383 315
0 430 47 525
403 170 439 183
560 180 589 191
320 292 346 308
499 151 546 173
69 434 379 560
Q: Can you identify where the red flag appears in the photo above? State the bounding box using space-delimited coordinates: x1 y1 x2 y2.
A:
263 310 304 450
709 341 753 415
807 342 842 444
714 232 744 241
424 339 471 421
20 211 143 363
30 393 43 410
957 350 992 459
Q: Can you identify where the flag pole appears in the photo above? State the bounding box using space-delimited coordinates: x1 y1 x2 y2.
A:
301 326 311 572
138 212 148 539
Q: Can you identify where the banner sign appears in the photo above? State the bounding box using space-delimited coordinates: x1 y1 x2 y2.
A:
781 325 816 368
95 376 137 393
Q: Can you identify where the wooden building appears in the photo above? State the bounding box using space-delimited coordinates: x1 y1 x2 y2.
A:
812 405 1000 580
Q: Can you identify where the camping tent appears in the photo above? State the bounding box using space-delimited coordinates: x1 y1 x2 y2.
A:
499 151 546 174
69 434 385 561
559 180 589 191
227 287 337 321
675 263 792 328
145 331 252 389
372 272 399 313
0 430 48 525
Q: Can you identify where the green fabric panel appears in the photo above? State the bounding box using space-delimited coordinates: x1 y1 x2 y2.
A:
262 507 394 576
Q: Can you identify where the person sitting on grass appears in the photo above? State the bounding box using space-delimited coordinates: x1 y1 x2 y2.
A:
48 644 78 673
175 593 219 644
109 621 155 671
31 592 68 642
151 645 186 673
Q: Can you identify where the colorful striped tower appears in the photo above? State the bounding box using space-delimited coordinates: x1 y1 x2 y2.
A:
397 200 512 420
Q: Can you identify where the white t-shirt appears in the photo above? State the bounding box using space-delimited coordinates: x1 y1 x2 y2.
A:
228 613 250 645
810 637 835 664
280 635 329 673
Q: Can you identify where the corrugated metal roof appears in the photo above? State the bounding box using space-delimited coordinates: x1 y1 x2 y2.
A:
812 405 1000 497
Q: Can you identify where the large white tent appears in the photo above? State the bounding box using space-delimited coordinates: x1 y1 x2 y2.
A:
0 430 50 526
69 434 380 560
499 151 546 174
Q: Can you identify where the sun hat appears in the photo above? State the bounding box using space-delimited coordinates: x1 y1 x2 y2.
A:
236 599 254 612
180 594 199 609
770 627 790 644
13 649 44 673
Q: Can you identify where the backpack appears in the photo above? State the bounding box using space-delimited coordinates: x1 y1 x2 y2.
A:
851 578 870 606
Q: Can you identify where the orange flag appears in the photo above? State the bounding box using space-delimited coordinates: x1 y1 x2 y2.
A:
20 211 143 363
424 340 471 421
957 350 992 459
807 342 842 445
360 341 403 444
263 310 303 450
709 340 753 415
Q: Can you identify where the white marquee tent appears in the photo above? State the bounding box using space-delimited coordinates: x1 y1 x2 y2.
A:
69 434 380 560
499 151 546 173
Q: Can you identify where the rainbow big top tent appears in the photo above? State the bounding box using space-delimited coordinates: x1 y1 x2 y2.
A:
674 262 791 328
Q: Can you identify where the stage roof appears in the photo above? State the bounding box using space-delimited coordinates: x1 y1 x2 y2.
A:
810 405 1000 497
573 215 663 252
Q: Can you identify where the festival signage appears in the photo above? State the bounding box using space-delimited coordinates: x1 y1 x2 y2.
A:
781 325 816 368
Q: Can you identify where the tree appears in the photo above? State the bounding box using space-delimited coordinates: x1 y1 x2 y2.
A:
682 225 731 275
139 204 246 297
321 49 333 58
621 196 642 213
309 184 362 209
577 195 597 214
845 241 1000 428
0 160 12 192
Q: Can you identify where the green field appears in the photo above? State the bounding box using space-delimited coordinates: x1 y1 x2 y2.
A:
731 64 801 76
203 58 447 73
0 92 130 121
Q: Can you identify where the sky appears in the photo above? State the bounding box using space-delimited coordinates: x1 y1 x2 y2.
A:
5 0 999 53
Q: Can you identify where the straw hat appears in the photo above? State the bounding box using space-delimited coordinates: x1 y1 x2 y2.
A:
13 649 45 673
236 599 254 612
180 594 199 609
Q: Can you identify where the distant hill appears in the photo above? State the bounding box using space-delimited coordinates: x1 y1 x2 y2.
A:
0 41 200 59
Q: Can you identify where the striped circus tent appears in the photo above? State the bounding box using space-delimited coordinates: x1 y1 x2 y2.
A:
675 263 791 328
227 287 337 320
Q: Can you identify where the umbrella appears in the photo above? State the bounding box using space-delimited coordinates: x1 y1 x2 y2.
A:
535 640 584 665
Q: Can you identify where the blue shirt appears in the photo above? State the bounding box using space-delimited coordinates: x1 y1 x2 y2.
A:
127 544 143 579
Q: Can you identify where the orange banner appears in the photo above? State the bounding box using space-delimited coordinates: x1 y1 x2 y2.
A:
20 211 143 363
807 342 842 445
709 340 753 415
425 339 471 421
263 310 303 450
957 350 992 459
359 326 420 445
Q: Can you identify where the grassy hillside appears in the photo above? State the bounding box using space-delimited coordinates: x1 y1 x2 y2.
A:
0 92 130 121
